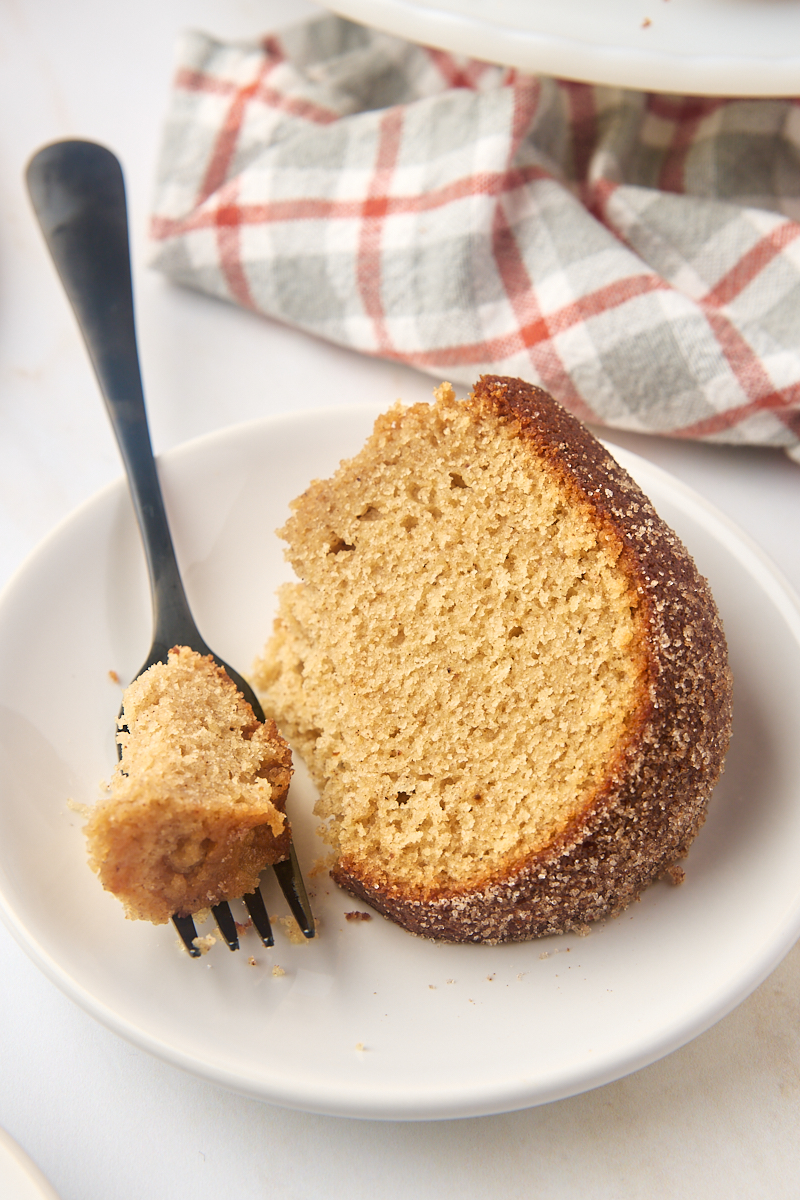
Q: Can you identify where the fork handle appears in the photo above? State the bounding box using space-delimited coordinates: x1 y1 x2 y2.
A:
26 140 206 659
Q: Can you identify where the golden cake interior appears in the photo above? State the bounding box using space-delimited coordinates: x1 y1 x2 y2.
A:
86 646 291 923
255 384 650 898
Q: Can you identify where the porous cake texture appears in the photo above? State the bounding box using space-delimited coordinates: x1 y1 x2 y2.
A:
254 376 732 943
86 646 291 924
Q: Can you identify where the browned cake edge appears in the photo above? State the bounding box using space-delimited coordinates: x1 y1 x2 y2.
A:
331 375 734 942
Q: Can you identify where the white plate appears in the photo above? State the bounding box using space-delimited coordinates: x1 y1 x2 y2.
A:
0 406 799 1120
0 1129 60 1200
321 0 800 95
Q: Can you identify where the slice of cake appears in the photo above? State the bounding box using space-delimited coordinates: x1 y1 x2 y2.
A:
254 376 733 943
86 646 292 924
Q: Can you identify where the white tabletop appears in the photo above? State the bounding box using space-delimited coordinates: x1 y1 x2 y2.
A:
2 2 800 1198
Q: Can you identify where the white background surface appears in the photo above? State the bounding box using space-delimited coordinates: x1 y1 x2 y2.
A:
1 1 800 1197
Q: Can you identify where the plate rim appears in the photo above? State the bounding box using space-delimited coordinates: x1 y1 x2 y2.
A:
0 1127 60 1200
320 0 800 96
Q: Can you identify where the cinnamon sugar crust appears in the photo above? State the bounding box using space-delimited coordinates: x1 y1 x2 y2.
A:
256 376 732 943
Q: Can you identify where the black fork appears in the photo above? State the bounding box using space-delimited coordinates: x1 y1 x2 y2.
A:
26 138 314 956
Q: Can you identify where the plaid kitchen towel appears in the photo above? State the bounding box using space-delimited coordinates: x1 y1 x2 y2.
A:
150 14 800 453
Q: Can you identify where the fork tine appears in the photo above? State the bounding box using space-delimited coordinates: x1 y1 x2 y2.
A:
212 901 240 951
243 887 274 947
172 913 201 957
272 843 315 938
171 842 311 958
